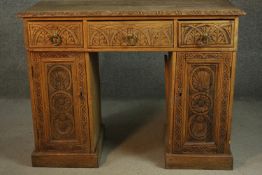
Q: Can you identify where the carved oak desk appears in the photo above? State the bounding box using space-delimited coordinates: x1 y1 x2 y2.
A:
18 0 245 170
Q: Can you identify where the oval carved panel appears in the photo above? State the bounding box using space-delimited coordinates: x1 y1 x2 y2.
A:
51 92 73 112
53 113 74 136
47 63 76 141
190 93 212 114
191 66 214 92
48 65 71 90
189 115 209 140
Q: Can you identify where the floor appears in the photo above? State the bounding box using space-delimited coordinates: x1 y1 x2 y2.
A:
0 99 261 175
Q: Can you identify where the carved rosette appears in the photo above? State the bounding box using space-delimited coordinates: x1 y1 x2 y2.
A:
31 52 90 147
47 64 76 140
188 65 216 143
173 52 232 154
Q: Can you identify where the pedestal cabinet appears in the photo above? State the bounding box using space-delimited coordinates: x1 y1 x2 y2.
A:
18 0 245 170
165 52 235 169
29 52 102 167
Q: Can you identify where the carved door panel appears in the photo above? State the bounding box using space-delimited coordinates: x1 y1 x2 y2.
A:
172 52 232 154
30 52 90 152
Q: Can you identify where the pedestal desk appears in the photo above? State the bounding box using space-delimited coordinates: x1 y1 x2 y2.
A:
18 0 246 169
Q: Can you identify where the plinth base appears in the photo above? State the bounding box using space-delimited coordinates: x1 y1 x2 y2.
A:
165 153 233 170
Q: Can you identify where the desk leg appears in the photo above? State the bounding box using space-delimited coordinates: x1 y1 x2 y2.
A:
85 52 104 167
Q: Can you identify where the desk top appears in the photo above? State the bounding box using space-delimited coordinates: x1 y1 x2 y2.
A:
18 0 245 18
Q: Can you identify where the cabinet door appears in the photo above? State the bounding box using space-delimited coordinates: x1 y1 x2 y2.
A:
172 52 233 154
30 52 90 152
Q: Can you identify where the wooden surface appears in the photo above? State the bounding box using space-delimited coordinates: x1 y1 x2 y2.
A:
87 21 174 48
19 0 245 169
27 22 83 48
171 52 233 154
165 153 233 170
31 127 104 167
178 20 235 48
28 51 103 167
18 0 245 17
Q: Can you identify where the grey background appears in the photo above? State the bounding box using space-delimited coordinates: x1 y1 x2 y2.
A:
0 0 261 99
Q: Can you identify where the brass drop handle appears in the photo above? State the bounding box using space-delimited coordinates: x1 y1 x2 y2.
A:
50 32 62 46
125 34 138 46
197 33 209 46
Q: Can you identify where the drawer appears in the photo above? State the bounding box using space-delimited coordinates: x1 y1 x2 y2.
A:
27 22 83 48
87 21 174 48
178 20 234 48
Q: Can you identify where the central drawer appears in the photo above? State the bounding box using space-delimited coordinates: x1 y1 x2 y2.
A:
87 21 174 48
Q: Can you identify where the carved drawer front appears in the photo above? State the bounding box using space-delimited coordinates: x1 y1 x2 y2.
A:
27 22 83 48
178 21 234 48
30 52 90 152
172 52 233 154
87 21 174 48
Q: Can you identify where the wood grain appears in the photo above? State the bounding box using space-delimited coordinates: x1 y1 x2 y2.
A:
27 22 83 48
17 0 246 18
165 153 233 169
87 21 173 48
19 0 244 169
178 20 234 48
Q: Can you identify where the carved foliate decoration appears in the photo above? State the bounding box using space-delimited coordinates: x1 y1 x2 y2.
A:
191 67 214 91
28 22 83 47
31 52 90 151
173 52 232 154
188 65 216 142
179 21 234 47
88 21 173 47
47 64 76 140
49 66 71 90
189 114 210 140
190 93 212 114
